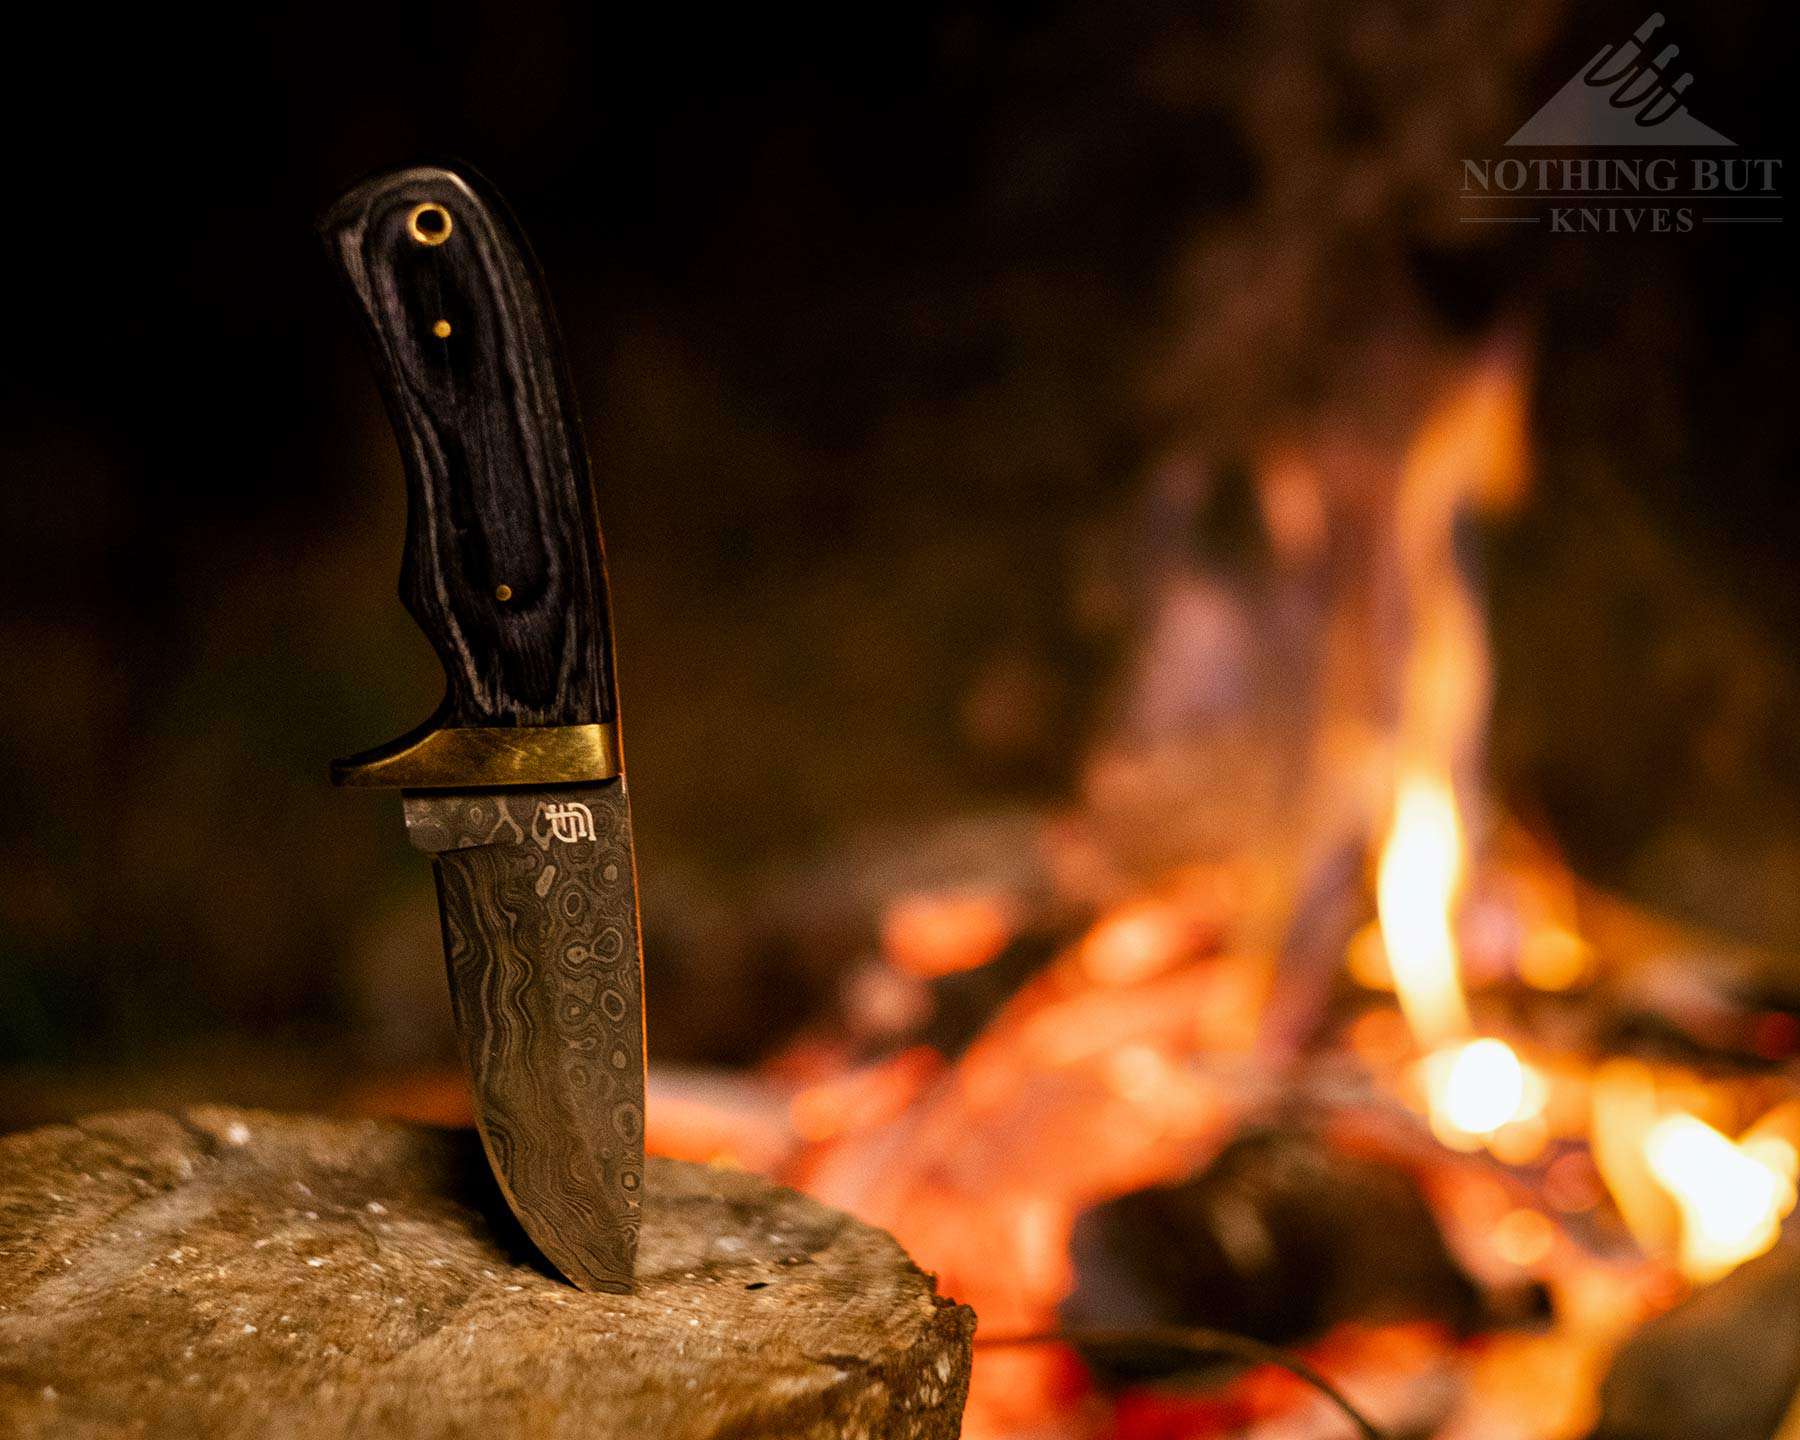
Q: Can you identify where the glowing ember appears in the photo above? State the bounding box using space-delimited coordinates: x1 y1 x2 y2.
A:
1492 1207 1556 1268
1516 921 1593 992
882 891 1016 978
1077 898 1189 986
1432 1039 1519 1132
1421 1037 1545 1147
1645 1113 1798 1283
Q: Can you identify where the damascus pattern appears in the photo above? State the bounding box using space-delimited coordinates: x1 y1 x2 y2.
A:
402 779 644 1293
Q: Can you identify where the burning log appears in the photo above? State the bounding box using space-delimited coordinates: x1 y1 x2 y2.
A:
1061 1128 1494 1371
1593 1234 1800 1440
0 1108 974 1439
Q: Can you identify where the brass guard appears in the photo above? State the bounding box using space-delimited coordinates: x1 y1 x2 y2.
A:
331 721 620 789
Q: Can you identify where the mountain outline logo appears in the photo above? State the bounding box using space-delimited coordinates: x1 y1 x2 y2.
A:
1508 13 1734 147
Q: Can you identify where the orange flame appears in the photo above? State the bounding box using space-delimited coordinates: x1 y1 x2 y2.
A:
1368 353 1547 1150
1592 1060 1800 1283
1377 773 1472 1049
1375 770 1549 1147
1645 1114 1796 1282
1375 779 1549 1150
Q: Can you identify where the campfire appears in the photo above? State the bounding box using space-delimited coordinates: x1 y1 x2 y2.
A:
634 349 1800 1438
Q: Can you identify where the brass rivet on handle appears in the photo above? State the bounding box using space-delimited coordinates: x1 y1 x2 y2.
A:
494 584 514 603
432 319 452 338
407 202 453 246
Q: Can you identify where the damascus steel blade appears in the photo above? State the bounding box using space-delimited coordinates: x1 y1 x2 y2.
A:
402 779 645 1293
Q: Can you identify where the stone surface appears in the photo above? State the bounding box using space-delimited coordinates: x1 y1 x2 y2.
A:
0 1107 974 1439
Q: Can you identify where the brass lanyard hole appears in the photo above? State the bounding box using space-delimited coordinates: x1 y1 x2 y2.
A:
407 202 453 246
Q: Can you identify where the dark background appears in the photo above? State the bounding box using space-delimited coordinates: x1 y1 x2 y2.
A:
1 1 1793 1123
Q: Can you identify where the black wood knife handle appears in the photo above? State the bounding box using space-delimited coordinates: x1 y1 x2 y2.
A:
320 164 615 729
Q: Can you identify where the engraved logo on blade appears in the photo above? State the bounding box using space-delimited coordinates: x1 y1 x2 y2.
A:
535 801 596 846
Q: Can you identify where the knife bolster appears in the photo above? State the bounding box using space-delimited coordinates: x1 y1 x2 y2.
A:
330 720 620 789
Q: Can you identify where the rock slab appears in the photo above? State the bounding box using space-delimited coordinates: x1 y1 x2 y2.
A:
0 1107 974 1439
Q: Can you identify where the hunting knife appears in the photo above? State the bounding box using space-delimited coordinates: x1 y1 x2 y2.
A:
320 164 644 1292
